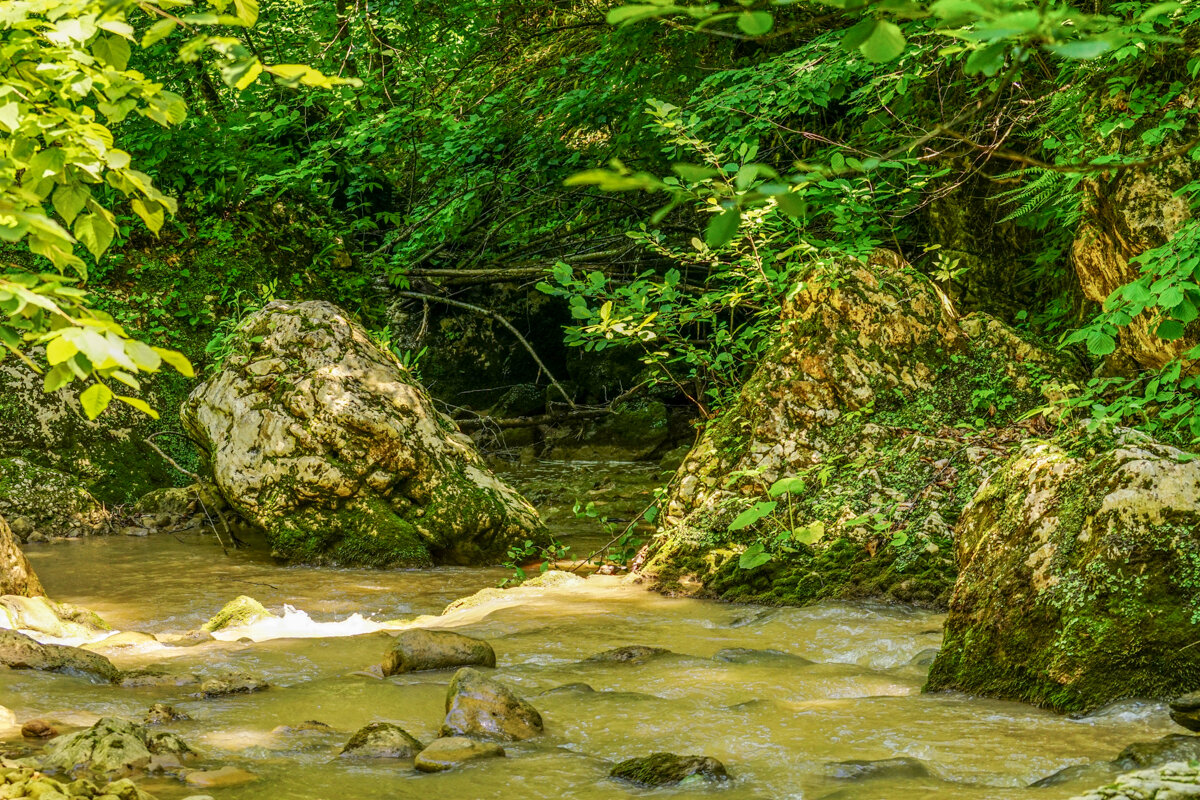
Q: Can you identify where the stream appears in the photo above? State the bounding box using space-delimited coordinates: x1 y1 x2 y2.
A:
3 461 1178 800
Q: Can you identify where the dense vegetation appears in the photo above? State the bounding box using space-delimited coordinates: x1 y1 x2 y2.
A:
2 0 1199 438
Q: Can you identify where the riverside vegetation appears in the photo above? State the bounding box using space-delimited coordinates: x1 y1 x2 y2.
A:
3 0 1200 798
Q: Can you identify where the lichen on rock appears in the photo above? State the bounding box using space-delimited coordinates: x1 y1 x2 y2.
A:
180 299 545 567
640 253 1075 607
925 425 1200 713
0 458 109 542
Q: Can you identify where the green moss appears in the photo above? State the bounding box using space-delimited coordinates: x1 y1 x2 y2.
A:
268 496 433 568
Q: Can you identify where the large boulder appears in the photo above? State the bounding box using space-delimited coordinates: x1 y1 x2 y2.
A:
414 736 505 772
41 717 195 776
441 667 543 741
0 629 120 683
338 722 424 759
0 595 110 639
0 516 41 596
925 427 1200 713
640 254 1075 607
181 300 545 567
609 753 729 787
201 596 273 633
0 766 157 800
0 458 108 542
382 629 496 675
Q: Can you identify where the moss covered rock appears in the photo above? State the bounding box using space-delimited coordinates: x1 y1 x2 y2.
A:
0 595 110 639
181 300 545 567
200 596 273 633
0 458 108 542
0 766 157 800
42 717 195 777
414 736 505 772
641 253 1075 607
925 426 1200 713
609 753 729 786
338 722 424 759
0 629 119 683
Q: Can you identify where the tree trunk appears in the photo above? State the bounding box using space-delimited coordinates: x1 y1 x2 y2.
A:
0 514 43 597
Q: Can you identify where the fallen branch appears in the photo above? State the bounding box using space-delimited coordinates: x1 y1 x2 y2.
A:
143 432 232 556
393 290 576 408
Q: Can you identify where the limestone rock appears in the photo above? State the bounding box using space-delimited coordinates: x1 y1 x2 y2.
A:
180 299 545 567
609 753 729 787
201 596 273 633
0 595 111 640
641 254 1076 608
42 717 194 776
441 667 543 741
926 426 1200 713
0 629 119 683
382 629 496 675
0 458 109 541
1171 692 1200 732
0 516 42 597
1069 760 1200 800
144 705 189 725
338 722 423 759
0 766 157 800
414 736 505 772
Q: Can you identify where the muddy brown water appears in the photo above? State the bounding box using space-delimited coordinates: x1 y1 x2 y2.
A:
4 465 1177 800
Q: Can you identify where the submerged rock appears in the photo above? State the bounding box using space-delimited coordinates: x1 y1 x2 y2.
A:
641 254 1074 608
713 648 813 667
585 646 672 665
926 427 1200 713
120 668 199 689
183 766 257 788
339 722 424 759
42 717 195 776
382 629 496 675
609 753 729 787
144 704 189 725
195 671 268 698
1170 692 1200 732
180 299 545 567
824 757 930 781
21 719 57 739
414 736 505 772
201 596 273 633
441 667 543 741
1115 735 1200 769
0 629 119 683
1029 762 1118 789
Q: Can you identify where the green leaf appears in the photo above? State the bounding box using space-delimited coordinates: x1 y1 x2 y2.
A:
131 199 165 235
79 383 113 419
45 336 77 366
115 395 159 419
153 347 195 378
737 11 774 36
776 193 808 219
860 20 906 63
43 364 74 393
52 184 89 227
705 208 741 248
1157 319 1187 341
142 19 178 48
74 212 115 260
606 4 676 24
729 500 778 531
768 476 807 497
1086 330 1117 356
0 103 19 134
965 42 1008 76
93 35 132 71
738 543 773 570
840 17 876 51
1044 37 1116 60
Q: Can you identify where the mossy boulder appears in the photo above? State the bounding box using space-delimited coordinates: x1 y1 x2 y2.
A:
641 252 1076 607
609 753 729 786
0 629 119 683
0 766 157 800
181 300 545 567
1069 761 1200 800
441 667 543 741
338 722 424 759
0 458 108 542
42 717 195 777
200 596 273 633
381 629 496 675
0 595 110 639
1171 692 1200 732
925 426 1200 713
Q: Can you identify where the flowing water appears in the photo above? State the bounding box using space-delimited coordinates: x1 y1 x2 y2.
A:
2 464 1178 800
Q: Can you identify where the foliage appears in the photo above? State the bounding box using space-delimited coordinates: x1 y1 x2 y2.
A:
500 536 572 587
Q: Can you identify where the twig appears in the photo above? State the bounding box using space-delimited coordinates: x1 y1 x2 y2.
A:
143 433 231 556
394 290 576 408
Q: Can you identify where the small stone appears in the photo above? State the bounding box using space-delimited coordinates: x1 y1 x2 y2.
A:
824 757 930 780
195 671 268 698
121 669 199 689
21 719 57 739
184 767 257 788
144 704 189 725
339 722 424 759
1116 734 1200 769
271 720 335 734
382 629 496 675
585 645 672 665
414 737 505 773
610 753 729 787
441 667 543 741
